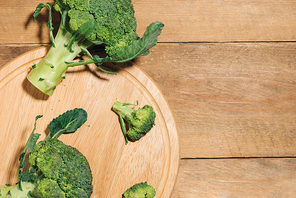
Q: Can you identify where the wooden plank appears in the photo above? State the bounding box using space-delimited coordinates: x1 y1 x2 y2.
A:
1 43 296 158
0 0 58 44
0 44 43 67
133 42 296 158
1 0 296 44
133 0 296 42
172 158 296 198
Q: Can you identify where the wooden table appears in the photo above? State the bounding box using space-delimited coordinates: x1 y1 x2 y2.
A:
1 1 296 197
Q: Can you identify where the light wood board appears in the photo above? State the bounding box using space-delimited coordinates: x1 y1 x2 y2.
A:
172 158 296 198
0 46 180 198
1 0 296 44
134 42 296 158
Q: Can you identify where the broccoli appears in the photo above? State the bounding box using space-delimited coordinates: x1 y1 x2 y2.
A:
27 0 164 96
112 101 156 144
0 108 92 198
122 182 156 198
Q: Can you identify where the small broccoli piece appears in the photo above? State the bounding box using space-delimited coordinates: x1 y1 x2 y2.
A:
0 108 92 198
112 101 156 144
27 0 164 96
123 182 156 198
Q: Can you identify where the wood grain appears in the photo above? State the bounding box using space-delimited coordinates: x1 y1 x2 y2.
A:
0 45 43 67
133 0 296 42
172 158 296 198
1 0 296 44
1 43 296 159
1 1 296 196
0 47 179 197
133 42 296 158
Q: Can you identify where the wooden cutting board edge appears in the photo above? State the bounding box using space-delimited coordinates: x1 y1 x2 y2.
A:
119 62 181 198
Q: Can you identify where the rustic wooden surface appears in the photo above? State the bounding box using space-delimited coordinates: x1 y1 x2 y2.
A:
1 0 296 197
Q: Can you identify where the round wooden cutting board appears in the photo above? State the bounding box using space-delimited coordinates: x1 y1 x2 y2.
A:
0 46 179 197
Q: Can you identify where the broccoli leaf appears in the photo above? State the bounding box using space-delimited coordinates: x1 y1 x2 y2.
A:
24 115 43 153
33 3 46 21
65 22 164 67
111 22 164 63
33 3 55 47
76 19 96 40
46 108 87 140
18 115 43 190
65 19 96 53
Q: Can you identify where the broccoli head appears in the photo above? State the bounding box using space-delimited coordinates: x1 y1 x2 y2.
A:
27 0 164 96
112 101 156 144
28 138 93 198
54 0 138 56
0 108 92 198
123 182 156 198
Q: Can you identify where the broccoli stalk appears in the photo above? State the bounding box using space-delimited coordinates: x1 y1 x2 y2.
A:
27 4 97 96
0 108 92 198
0 182 36 198
112 101 156 144
27 1 164 96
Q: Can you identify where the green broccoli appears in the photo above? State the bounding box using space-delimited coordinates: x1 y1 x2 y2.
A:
27 0 164 96
112 101 156 144
0 108 92 198
123 182 156 198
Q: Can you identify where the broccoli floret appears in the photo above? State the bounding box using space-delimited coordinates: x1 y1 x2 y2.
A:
112 101 156 144
123 182 156 198
32 178 66 198
0 108 92 198
27 0 164 96
29 139 92 198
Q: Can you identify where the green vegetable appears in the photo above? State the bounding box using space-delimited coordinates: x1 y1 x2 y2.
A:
0 108 92 198
112 101 156 144
123 182 156 198
27 0 164 96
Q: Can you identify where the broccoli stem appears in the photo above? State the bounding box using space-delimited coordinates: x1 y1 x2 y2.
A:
0 182 36 198
112 101 134 122
113 101 135 144
26 11 93 96
119 115 129 144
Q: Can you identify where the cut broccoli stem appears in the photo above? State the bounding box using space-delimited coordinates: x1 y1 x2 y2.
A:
26 11 93 96
0 182 36 198
112 101 135 122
